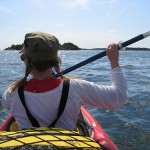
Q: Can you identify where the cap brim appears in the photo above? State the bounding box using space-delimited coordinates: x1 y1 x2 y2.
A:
19 50 23 53
19 48 25 54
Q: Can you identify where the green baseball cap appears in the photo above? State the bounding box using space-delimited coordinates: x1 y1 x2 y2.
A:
21 31 59 60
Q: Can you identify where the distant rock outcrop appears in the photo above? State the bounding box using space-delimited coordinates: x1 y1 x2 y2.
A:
59 42 80 50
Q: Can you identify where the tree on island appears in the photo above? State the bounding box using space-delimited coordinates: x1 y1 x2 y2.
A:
5 44 24 50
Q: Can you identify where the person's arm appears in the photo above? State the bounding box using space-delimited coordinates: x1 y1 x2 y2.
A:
71 43 127 109
1 89 11 111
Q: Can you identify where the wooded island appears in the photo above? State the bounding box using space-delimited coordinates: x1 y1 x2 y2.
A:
4 42 80 50
4 43 150 51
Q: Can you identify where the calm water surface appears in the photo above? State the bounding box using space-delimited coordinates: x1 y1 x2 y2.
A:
0 50 150 150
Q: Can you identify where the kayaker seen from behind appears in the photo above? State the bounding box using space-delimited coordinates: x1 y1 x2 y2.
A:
0 31 128 130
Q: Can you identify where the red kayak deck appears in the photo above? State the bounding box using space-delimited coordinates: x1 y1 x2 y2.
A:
81 106 118 150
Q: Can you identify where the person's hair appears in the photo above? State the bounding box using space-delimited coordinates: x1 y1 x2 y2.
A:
9 56 64 93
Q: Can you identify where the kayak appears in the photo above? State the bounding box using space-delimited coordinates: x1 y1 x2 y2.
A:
0 106 118 150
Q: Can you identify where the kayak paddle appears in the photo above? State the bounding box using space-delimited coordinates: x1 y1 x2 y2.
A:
54 31 150 77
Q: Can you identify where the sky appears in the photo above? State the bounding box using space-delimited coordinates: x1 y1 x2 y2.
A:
0 0 150 50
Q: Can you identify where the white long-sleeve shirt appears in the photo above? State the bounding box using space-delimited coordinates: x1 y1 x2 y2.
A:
2 67 127 130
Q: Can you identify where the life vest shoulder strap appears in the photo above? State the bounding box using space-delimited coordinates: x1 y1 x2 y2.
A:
18 86 40 127
49 79 70 127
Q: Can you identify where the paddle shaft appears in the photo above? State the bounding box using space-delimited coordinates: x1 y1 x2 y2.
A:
54 31 150 77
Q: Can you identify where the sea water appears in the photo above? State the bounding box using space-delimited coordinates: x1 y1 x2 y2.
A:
0 50 150 150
